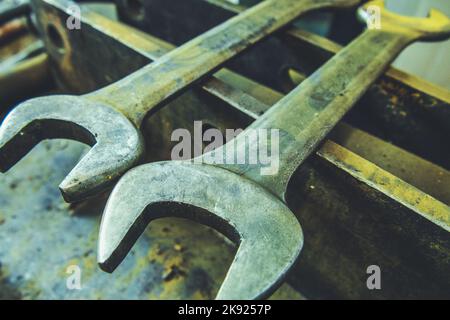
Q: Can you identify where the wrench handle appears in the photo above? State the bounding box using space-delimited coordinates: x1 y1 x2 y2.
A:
85 0 359 126
252 29 411 198
222 1 450 200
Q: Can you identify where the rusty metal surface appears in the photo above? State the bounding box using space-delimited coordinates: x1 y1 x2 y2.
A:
129 0 450 170
0 0 449 300
0 17 28 43
330 123 450 204
0 52 52 107
0 0 30 25
0 0 309 300
281 30 450 170
0 0 360 203
97 1 450 299
0 119 303 300
0 138 303 299
0 16 49 111
14 0 450 299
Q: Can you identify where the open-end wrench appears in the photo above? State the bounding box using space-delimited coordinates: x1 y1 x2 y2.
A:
0 0 358 202
97 1 450 299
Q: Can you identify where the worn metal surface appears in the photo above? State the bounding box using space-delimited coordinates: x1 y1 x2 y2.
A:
286 145 450 299
0 52 52 107
27 0 450 299
0 17 28 44
0 0 359 203
0 0 30 25
209 62 450 300
0 20 49 111
282 28 450 170
329 123 450 204
1 0 449 300
97 1 450 300
0 139 303 300
98 162 303 300
133 0 450 170
0 39 42 70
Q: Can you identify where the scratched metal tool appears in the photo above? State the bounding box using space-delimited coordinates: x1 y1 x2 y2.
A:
20 0 450 299
1 0 449 299
97 0 450 300
0 0 358 203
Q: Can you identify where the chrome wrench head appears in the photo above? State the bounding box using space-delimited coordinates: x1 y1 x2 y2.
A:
98 161 303 300
0 95 144 202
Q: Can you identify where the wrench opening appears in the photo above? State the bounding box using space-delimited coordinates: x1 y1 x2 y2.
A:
0 95 144 202
0 119 95 172
98 161 303 299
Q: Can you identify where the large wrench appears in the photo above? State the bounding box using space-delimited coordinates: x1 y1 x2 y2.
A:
97 1 450 299
0 0 358 202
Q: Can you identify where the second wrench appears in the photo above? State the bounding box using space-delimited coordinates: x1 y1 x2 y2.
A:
0 0 358 202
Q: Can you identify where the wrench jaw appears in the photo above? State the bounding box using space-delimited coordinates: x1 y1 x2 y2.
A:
98 161 303 300
359 0 450 42
58 139 144 203
0 95 145 203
